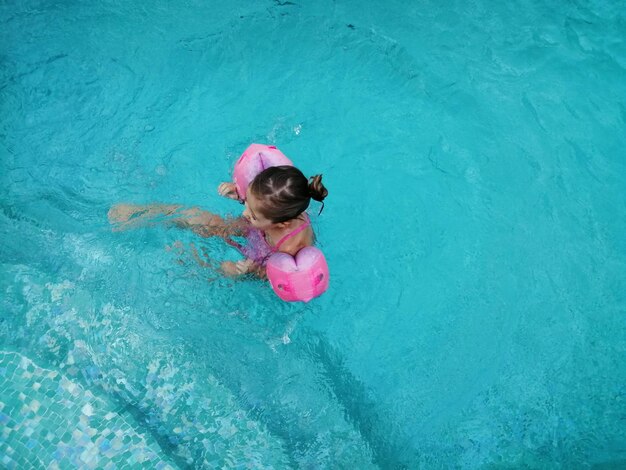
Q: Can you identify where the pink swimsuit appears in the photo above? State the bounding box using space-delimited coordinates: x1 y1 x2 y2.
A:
226 214 311 265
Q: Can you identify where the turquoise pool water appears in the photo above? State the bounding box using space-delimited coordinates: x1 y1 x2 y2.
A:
1 0 625 468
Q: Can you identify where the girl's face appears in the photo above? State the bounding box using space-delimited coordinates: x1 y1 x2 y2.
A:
243 190 274 230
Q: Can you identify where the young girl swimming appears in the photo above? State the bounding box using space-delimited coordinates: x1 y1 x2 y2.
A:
108 165 328 278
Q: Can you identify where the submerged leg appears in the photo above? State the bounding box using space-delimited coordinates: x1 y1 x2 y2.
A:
108 203 248 239
107 203 182 229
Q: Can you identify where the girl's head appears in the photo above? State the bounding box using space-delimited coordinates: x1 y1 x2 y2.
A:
243 165 328 228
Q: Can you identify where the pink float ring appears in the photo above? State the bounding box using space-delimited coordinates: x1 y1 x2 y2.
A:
232 144 330 302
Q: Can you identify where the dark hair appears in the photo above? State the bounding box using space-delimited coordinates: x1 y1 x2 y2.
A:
249 165 328 223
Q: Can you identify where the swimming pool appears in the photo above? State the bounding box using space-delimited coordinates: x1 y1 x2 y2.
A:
1 0 625 467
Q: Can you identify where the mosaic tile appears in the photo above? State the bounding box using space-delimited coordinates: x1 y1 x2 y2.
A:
0 351 177 469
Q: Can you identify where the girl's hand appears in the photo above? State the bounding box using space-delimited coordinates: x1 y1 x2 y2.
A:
221 259 255 277
218 182 240 201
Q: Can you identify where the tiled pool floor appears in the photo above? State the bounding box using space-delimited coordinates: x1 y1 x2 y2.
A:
0 351 176 469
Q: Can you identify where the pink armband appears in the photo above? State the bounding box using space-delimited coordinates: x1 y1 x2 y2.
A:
266 247 329 302
233 144 293 200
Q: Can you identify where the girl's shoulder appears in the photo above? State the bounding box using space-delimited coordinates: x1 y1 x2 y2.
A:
274 220 314 256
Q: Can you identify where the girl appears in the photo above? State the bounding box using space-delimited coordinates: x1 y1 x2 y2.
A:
108 165 328 278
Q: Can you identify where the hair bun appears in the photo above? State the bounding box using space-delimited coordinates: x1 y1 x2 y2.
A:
308 174 328 202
